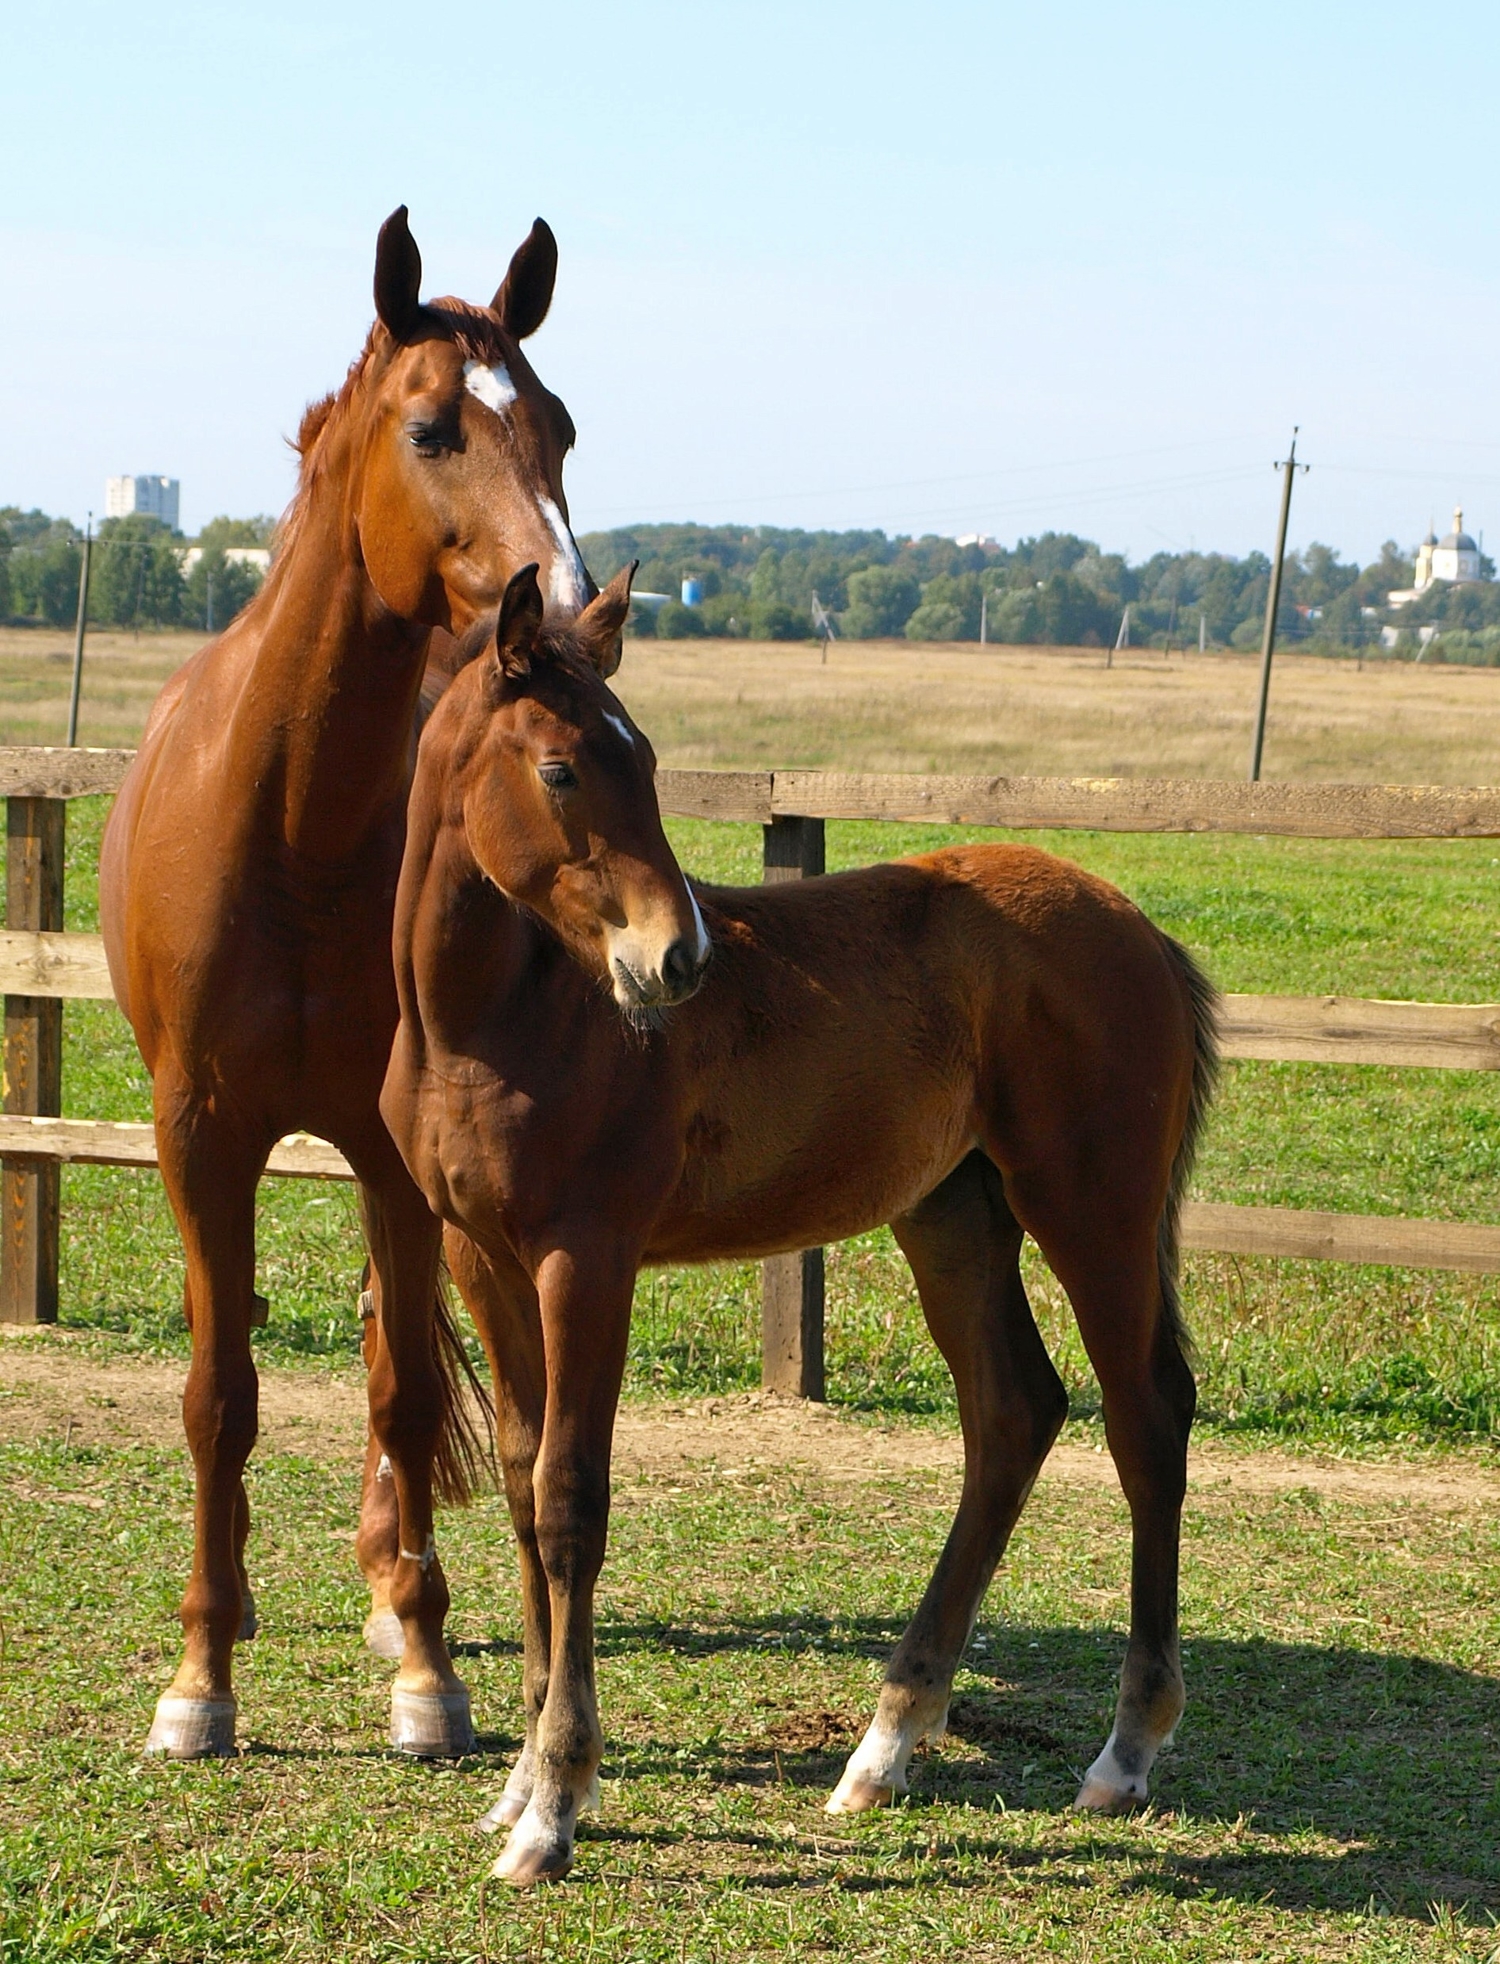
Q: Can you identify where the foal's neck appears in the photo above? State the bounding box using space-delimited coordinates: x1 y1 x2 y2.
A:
245 428 432 865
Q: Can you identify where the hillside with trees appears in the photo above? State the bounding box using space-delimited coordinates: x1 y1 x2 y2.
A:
0 509 274 630
580 523 1500 658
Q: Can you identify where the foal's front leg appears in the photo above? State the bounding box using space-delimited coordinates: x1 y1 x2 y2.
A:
492 1242 635 1888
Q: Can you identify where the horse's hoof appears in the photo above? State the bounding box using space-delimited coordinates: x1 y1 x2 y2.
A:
1073 1772 1146 1813
144 1694 237 1758
390 1685 474 1758
491 1816 574 1887
478 1788 527 1833
825 1770 897 1814
363 1608 404 1660
238 1592 258 1642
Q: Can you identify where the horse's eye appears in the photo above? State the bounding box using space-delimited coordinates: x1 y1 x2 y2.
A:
406 423 445 458
538 762 577 791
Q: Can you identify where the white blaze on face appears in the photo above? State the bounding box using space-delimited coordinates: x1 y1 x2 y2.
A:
603 710 634 747
538 493 590 616
463 360 517 413
462 361 590 618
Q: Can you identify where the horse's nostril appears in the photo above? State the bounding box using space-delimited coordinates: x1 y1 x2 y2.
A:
661 938 697 994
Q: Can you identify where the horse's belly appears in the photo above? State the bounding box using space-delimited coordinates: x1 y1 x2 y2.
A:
644 1090 975 1266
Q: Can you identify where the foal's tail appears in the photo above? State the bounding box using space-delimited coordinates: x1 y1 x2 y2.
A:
432 1257 497 1507
1155 934 1221 1361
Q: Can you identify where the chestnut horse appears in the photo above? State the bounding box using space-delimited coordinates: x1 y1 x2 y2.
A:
99 208 598 1760
381 566 1219 1886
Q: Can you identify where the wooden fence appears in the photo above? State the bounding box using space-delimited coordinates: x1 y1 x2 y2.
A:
6 747 1500 1398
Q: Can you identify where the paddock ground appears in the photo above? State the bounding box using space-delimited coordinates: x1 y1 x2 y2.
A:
9 624 1500 782
5 1339 1500 1962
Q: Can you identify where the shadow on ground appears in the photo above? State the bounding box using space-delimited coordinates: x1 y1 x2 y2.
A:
595 1613 1500 1920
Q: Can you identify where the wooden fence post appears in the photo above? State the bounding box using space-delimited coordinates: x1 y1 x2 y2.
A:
760 813 826 1398
1 797 65 1322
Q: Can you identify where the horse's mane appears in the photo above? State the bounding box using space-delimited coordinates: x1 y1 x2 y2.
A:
273 299 515 566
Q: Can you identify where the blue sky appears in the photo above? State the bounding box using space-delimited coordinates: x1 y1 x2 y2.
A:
5 1 1498 562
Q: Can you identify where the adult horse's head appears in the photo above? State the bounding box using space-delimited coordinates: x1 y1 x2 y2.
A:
430 562 711 1012
290 206 594 635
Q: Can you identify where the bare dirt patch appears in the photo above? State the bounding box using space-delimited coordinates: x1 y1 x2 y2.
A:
4 1339 1499 1511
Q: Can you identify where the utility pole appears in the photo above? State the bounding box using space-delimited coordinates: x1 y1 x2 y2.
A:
67 517 93 747
1199 610 1206 654
1108 603 1129 670
979 592 987 645
1248 429 1308 783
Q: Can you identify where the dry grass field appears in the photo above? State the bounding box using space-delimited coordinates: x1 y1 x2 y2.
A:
614 638 1500 782
10 623 1500 780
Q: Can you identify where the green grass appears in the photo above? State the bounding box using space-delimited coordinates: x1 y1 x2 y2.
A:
5 1421 1500 1959
37 801 1500 1449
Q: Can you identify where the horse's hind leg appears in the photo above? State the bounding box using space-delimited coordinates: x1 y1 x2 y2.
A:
829 1151 1068 1813
354 1267 404 1661
1018 1185 1195 1813
443 1228 566 1835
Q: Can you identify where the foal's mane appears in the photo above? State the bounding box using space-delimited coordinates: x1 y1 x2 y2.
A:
275 299 515 563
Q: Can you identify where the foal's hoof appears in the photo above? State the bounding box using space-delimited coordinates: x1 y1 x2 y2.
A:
825 1770 898 1815
144 1694 237 1758
491 1816 574 1887
238 1591 259 1643
1073 1741 1149 1813
362 1608 404 1660
389 1685 474 1758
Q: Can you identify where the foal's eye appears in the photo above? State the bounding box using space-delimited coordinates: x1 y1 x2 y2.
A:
538 762 577 790
406 423 446 458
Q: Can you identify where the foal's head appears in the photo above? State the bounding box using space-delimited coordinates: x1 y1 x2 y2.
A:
441 563 711 1012
290 207 593 634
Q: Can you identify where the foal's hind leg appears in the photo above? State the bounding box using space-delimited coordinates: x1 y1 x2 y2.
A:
354 1277 404 1661
1016 1185 1195 1813
829 1152 1068 1813
443 1229 572 1835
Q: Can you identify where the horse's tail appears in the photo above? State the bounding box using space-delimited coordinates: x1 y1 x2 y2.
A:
431 1253 497 1507
1155 933 1220 1363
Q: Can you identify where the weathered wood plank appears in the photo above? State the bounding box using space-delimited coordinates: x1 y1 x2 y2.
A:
768 770 1500 838
0 1111 1497 1271
1 799 66 1323
1181 1202 1500 1273
0 1116 353 1180
0 748 135 799
657 768 773 822
1220 994 1500 1069
0 931 115 1000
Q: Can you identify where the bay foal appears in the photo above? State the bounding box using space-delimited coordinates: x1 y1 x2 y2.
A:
382 566 1219 1885
100 208 596 1759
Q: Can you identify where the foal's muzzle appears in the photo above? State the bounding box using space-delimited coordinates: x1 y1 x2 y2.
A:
609 934 709 1011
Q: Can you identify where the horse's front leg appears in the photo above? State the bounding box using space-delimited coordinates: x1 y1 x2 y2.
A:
492 1239 635 1888
356 1153 476 1757
145 1086 267 1757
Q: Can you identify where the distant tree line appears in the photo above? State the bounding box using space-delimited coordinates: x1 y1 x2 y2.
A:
0 509 274 630
578 523 1500 656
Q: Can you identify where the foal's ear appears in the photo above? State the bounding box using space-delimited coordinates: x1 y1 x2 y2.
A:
373 206 424 342
490 564 545 683
492 219 558 340
574 562 637 678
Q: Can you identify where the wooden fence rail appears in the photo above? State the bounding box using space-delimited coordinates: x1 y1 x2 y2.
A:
6 748 1500 1396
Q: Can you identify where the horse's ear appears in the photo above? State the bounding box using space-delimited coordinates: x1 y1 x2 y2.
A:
575 561 636 677
374 206 424 342
492 219 558 340
491 564 545 682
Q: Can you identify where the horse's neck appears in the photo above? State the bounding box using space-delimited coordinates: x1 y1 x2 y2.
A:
241 467 430 865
